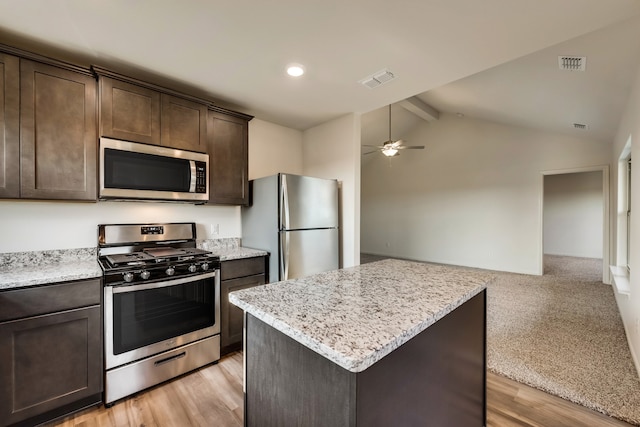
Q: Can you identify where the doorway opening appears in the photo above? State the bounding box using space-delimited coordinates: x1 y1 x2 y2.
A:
540 166 610 283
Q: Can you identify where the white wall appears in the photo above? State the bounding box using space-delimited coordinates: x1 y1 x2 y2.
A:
0 201 239 253
543 171 603 258
611 58 640 375
303 113 361 268
248 118 303 180
361 113 611 275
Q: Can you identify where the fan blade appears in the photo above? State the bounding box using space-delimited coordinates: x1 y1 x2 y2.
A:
397 145 424 150
362 145 385 148
362 151 379 155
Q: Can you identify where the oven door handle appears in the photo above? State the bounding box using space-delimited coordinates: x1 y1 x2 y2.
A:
110 271 217 294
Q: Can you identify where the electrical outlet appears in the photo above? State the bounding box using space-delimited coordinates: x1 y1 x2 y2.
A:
211 224 220 236
636 317 640 335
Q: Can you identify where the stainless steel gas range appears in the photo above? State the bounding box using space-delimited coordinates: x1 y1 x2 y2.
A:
98 222 221 405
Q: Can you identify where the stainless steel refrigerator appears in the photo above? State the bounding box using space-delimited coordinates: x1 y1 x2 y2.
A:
241 173 340 283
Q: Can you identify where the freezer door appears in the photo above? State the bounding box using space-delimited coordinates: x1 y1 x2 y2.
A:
279 229 339 281
280 174 339 230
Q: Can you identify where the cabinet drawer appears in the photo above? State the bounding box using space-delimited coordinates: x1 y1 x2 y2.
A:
221 257 266 280
0 278 101 322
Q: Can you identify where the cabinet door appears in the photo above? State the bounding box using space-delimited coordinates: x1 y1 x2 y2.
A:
0 305 103 425
221 274 265 350
161 93 207 152
20 60 97 200
99 76 161 145
207 110 249 205
0 52 19 199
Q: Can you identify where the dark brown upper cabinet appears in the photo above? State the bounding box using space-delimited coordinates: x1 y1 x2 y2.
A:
98 76 161 145
95 68 208 153
20 59 97 201
207 109 251 205
0 52 20 198
161 94 207 152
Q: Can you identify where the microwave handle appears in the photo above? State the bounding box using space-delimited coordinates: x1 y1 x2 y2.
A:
189 160 196 193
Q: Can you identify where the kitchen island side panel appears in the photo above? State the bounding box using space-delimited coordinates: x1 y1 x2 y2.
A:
356 290 486 426
245 313 357 427
244 290 486 427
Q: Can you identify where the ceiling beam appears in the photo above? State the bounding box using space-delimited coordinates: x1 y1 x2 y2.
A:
398 97 440 122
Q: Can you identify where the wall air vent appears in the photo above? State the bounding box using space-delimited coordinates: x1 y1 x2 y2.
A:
359 69 396 89
573 123 588 130
558 56 586 71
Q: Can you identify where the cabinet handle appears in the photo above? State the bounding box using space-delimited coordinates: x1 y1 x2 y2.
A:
154 351 186 366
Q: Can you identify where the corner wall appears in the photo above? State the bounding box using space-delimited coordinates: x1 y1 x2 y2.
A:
303 114 361 268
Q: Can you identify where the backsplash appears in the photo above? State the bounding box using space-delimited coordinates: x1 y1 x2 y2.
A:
197 238 241 251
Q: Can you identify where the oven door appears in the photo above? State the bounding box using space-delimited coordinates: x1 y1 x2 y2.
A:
104 271 220 370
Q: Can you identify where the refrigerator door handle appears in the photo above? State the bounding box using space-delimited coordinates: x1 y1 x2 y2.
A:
280 174 290 230
280 232 290 280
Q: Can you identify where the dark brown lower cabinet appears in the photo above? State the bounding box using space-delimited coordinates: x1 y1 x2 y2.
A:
245 290 487 427
220 256 267 355
0 279 103 427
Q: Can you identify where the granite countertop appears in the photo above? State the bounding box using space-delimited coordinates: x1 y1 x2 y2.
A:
229 258 493 373
0 248 102 291
197 239 268 261
0 240 268 291
212 247 269 261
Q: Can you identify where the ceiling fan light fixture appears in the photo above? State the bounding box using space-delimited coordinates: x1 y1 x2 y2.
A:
382 147 399 157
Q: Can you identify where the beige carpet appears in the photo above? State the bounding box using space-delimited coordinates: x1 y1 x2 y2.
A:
487 255 640 425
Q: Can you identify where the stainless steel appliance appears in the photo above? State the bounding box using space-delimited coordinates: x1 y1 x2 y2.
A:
99 137 209 202
241 173 339 283
98 222 220 405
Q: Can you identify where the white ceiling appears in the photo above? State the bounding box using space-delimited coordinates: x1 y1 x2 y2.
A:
0 0 639 134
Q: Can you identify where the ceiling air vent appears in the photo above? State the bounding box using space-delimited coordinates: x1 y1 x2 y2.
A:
573 123 588 130
359 69 396 89
558 56 586 71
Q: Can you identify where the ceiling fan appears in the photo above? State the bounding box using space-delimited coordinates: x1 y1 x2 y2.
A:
363 104 425 157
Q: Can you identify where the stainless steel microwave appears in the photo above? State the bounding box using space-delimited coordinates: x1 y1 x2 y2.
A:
99 137 209 202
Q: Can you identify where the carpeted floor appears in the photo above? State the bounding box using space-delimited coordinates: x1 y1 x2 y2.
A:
487 255 640 425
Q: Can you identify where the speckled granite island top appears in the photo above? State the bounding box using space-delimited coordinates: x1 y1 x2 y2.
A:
229 258 493 372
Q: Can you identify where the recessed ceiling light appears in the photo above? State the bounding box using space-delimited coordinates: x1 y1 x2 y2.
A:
286 63 305 77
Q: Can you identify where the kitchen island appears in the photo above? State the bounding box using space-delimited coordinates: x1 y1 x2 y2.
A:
229 258 493 427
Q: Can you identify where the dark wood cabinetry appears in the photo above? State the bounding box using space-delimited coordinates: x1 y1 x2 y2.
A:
20 59 97 200
0 45 97 202
0 52 20 198
207 109 251 205
161 93 207 152
0 278 103 426
95 68 209 153
98 76 161 145
220 256 267 354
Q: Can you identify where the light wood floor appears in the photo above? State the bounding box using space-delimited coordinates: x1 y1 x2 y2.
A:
46 351 634 427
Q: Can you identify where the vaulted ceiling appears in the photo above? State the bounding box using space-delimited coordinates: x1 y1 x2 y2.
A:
1 0 639 136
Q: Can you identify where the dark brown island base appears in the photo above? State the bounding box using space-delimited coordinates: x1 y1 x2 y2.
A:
230 259 492 427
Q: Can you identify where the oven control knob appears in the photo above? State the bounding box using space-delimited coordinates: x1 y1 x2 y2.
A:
188 264 198 273
201 262 210 271
166 267 175 276
140 270 151 280
123 272 134 283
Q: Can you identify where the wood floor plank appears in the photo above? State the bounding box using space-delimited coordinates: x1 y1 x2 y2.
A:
46 352 633 427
